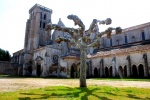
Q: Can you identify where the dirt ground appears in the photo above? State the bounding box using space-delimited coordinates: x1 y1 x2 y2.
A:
0 78 150 92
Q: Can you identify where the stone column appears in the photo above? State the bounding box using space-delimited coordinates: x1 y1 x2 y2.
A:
143 53 149 77
126 55 131 77
112 57 116 77
100 59 104 77
89 60 92 77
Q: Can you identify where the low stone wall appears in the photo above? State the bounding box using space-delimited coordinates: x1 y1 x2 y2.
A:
0 61 17 75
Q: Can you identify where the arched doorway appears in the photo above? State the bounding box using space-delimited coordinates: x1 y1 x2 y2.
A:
109 66 112 77
37 64 41 76
118 66 123 78
71 65 75 78
94 67 98 77
86 63 89 78
105 67 109 77
124 65 127 77
138 64 144 78
27 66 32 75
132 65 138 77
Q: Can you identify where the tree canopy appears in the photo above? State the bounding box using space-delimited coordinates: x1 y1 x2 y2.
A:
0 48 11 61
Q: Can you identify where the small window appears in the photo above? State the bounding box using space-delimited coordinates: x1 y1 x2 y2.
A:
44 14 46 20
43 23 45 28
141 31 145 41
125 35 128 44
40 13 42 19
40 21 42 28
110 38 112 46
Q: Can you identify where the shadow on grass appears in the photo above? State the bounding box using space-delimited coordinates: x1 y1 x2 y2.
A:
17 86 150 100
18 86 112 100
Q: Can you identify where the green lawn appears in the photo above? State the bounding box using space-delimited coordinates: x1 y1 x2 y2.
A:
0 86 150 100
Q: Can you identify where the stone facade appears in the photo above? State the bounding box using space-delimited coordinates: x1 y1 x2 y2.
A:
12 4 150 78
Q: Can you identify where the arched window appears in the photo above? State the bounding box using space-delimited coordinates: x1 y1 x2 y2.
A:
44 14 46 20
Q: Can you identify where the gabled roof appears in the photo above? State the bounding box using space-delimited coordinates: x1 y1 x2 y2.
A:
57 18 65 27
35 56 43 61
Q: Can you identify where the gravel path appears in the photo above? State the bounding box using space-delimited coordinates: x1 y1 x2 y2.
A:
0 78 150 92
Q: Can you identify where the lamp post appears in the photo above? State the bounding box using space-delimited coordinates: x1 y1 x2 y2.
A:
46 14 122 87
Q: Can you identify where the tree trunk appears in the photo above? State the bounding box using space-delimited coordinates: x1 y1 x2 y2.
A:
79 44 87 87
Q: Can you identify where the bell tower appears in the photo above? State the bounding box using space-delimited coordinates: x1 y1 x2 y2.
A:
23 4 52 76
24 4 52 52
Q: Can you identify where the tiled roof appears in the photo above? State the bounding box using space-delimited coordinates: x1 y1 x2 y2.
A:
122 22 150 33
88 44 150 58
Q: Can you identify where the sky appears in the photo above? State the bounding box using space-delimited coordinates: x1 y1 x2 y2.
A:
0 0 150 55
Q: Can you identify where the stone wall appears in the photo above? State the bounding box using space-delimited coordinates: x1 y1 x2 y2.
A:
0 61 17 75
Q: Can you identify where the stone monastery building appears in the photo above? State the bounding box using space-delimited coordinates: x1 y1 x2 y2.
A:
12 4 150 78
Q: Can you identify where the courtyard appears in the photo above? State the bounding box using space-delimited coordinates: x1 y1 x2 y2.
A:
0 76 150 99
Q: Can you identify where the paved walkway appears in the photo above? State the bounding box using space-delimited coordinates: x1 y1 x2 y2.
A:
0 78 150 92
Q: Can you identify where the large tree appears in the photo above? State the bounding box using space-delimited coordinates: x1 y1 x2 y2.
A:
0 48 11 61
46 15 122 87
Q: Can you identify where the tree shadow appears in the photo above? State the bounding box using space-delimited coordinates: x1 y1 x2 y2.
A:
18 86 112 100
127 94 142 99
18 86 150 100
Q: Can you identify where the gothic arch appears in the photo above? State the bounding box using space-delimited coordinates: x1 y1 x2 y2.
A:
105 67 109 77
124 65 127 77
94 67 98 77
138 64 144 78
70 63 76 78
109 66 112 77
132 65 138 77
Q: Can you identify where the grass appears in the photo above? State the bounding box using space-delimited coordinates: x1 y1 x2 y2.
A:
0 85 150 100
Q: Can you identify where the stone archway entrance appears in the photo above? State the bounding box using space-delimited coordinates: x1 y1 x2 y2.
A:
37 64 41 76
70 64 78 78
94 67 98 77
138 64 144 78
71 65 75 78
132 65 138 77
105 67 109 77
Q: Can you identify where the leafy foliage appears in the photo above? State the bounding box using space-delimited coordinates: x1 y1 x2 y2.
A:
0 48 11 61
